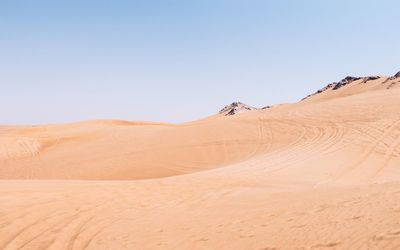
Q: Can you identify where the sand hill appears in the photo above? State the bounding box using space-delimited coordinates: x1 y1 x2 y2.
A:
1 72 400 249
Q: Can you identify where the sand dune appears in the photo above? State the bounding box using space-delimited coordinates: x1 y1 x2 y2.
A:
0 116 275 179
1 75 400 249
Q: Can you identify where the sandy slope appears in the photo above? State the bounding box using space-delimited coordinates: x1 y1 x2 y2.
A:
0 116 276 180
1 77 400 249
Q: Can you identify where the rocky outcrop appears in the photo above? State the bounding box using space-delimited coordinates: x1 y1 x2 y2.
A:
219 102 257 116
388 71 400 81
262 106 272 109
302 76 362 100
381 71 399 83
385 71 400 89
301 73 394 100
362 76 380 83
332 76 362 90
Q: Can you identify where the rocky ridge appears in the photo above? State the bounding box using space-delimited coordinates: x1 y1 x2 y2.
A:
302 71 400 100
219 102 258 116
220 71 400 115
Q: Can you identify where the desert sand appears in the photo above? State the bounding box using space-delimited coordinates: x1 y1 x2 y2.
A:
1 75 400 249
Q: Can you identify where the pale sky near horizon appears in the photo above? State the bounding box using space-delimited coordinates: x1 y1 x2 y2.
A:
1 0 399 125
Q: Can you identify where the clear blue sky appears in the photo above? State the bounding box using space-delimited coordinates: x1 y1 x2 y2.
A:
1 0 399 124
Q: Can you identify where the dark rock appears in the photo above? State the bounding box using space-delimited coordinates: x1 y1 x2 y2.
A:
344 76 360 82
362 76 380 83
302 76 361 100
301 83 335 100
332 76 361 90
386 71 400 81
303 71 397 101
332 82 342 90
219 102 257 116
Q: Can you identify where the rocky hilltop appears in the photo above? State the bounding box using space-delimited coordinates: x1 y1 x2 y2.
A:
219 102 257 116
302 71 400 100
